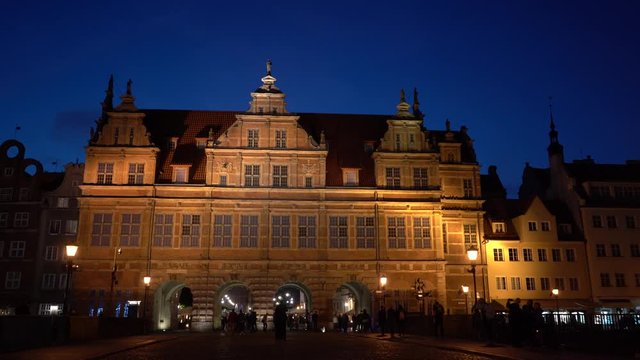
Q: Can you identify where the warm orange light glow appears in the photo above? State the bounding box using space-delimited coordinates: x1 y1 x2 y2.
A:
143 276 151 286
552 288 559 296
379 275 388 288
461 285 469 294
66 244 78 257
466 245 478 261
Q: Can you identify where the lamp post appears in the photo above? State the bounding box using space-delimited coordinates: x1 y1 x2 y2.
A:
466 245 479 307
63 244 78 315
461 285 469 315
379 274 388 306
552 288 560 325
414 278 425 315
109 247 122 317
143 276 151 333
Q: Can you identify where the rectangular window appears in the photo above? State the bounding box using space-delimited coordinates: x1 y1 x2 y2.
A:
219 175 227 186
5 272 21 289
523 248 533 262
541 221 550 231
91 213 112 246
0 212 7 227
65 220 78 234
244 165 260 187
463 224 477 246
493 248 504 261
120 214 141 247
538 248 547 261
606 215 617 229
127 163 145 184
181 214 201 247
540 277 550 291
271 215 290 248
42 273 56 289
305 176 313 188
385 167 401 188
611 244 622 257
528 221 537 231
555 278 565 291
49 220 62 234
496 277 507 290
387 217 406 248
44 246 58 261
569 278 579 291
559 223 572 234
58 273 67 289
57 197 69 208
442 223 448 254
153 214 173 247
298 216 317 248
275 130 287 149
630 244 640 257
39 303 62 316
0 188 12 201
413 168 428 189
329 216 348 248
3 167 14 176
97 162 114 184
395 134 401 151
525 277 536 290
356 216 375 249
626 216 636 229
615 273 626 287
508 248 519 261
565 248 576 262
272 165 288 187
174 168 188 184
9 241 26 258
596 244 606 257
240 215 259 248
592 215 603 228
600 273 611 287
552 248 561 262
413 217 431 248
213 215 232 247
14 212 29 227
492 222 505 233
248 129 259 148
463 179 473 197
18 188 29 201
511 277 521 290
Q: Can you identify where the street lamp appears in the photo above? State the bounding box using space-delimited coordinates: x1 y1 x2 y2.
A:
552 288 560 325
379 274 388 305
414 278 425 315
143 276 151 333
466 245 478 307
109 247 122 317
461 285 470 315
63 244 78 315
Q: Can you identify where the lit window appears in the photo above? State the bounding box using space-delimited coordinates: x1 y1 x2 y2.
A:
413 217 431 249
329 216 348 249
271 216 290 248
496 277 507 290
174 167 188 184
387 217 406 248
127 163 145 184
91 213 112 246
343 169 358 186
493 248 504 262
181 215 200 247
298 216 317 248
97 163 114 184
153 214 173 247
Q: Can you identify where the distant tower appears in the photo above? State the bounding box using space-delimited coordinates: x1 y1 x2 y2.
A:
547 97 564 164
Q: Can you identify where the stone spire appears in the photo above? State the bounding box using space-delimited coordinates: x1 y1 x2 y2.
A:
101 74 114 115
412 87 423 119
115 79 139 112
547 97 564 159
395 88 413 118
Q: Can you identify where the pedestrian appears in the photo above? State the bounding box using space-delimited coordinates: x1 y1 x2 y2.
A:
262 313 268 332
433 300 445 337
361 309 370 333
378 306 387 336
312 310 319 331
274 303 287 340
397 305 406 337
341 313 349 333
220 309 228 333
387 306 396 337
227 309 238 335
506 298 522 346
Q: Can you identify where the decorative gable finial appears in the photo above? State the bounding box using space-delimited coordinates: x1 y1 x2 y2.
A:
412 87 423 119
266 59 272 76
101 74 114 115
115 78 138 112
395 88 413 118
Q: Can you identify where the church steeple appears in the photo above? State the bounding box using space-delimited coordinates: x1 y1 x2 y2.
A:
546 97 564 161
412 87 424 120
101 74 114 116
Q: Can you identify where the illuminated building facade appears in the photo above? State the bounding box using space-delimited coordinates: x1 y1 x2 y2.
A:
73 64 486 330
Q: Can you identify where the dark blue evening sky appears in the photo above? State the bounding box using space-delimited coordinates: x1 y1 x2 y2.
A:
1 0 639 195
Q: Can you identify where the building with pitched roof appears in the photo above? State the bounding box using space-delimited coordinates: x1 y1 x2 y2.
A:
73 63 486 330
520 111 640 312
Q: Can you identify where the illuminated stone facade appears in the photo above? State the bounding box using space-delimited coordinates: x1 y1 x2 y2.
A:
72 66 485 330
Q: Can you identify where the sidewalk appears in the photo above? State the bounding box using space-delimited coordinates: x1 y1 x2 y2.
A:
363 332 622 360
1 334 178 360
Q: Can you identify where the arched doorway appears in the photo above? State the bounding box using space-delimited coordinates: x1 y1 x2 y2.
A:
214 282 252 330
154 280 190 331
273 283 312 331
333 282 372 317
